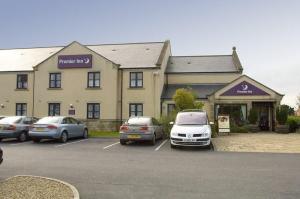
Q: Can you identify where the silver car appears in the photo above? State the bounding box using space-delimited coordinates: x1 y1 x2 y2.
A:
29 116 88 143
119 116 164 145
0 116 38 142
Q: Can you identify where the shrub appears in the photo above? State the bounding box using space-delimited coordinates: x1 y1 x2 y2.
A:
159 112 177 138
210 123 218 138
230 123 248 133
287 116 300 132
276 106 288 125
248 108 258 124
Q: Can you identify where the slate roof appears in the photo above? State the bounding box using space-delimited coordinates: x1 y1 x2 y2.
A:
161 84 226 99
0 42 165 72
166 55 239 73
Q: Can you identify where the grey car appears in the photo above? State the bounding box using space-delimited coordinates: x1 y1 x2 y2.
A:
29 116 88 143
0 116 38 142
119 116 164 145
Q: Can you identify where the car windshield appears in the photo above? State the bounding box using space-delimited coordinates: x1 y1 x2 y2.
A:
0 116 22 124
175 112 207 125
127 117 151 125
36 117 61 124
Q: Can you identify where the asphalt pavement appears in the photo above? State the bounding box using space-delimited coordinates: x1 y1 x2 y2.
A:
0 138 300 199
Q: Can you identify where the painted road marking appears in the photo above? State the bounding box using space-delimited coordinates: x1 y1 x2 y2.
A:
103 142 120 150
9 141 31 146
55 139 88 148
155 139 168 151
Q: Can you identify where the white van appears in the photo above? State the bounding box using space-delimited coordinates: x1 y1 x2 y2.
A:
170 110 213 148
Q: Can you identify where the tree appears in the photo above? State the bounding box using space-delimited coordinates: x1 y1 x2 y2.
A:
172 88 204 111
280 104 295 116
297 94 300 107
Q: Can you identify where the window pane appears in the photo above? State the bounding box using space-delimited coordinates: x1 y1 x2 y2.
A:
137 80 143 87
56 81 61 88
50 74 55 80
137 105 142 112
95 73 100 79
95 80 100 87
56 74 61 80
130 80 136 87
137 73 142 79
88 80 94 87
88 73 94 80
130 73 136 80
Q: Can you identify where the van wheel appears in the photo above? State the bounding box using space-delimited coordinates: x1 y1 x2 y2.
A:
18 132 27 142
120 139 126 145
150 134 156 145
60 131 68 143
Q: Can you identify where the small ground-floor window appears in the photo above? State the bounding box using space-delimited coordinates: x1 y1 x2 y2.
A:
87 103 100 119
48 103 60 116
215 104 247 126
129 103 143 117
16 103 27 116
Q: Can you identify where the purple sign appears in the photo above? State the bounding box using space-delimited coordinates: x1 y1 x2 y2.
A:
58 54 92 68
221 81 270 96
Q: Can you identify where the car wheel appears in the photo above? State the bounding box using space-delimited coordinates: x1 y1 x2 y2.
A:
32 138 40 143
120 139 126 145
150 134 156 145
60 131 68 143
18 132 27 142
0 138 2 142
83 129 88 139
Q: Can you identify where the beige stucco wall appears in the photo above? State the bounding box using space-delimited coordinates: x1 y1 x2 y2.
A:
121 42 171 120
0 72 34 116
34 42 119 119
167 73 241 84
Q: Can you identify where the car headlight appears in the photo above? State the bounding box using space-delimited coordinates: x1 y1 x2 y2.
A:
171 132 178 137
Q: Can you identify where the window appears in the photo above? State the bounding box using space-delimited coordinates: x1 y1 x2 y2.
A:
130 72 143 88
129 103 143 117
16 103 27 116
17 74 28 89
49 73 61 88
88 72 100 88
215 104 247 126
87 103 100 119
48 103 60 116
167 104 176 115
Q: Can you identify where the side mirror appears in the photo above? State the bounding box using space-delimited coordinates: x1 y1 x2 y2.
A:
209 122 214 125
169 121 174 125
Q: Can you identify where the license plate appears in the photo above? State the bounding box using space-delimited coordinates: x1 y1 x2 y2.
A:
127 135 141 139
184 139 197 142
35 127 45 131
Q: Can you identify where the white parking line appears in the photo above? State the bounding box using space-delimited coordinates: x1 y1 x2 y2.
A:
155 139 169 151
103 142 120 150
9 141 30 146
55 139 88 148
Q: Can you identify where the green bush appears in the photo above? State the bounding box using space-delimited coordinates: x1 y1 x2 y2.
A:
210 123 218 138
287 116 300 132
248 108 258 124
159 112 177 138
276 106 288 125
230 125 248 133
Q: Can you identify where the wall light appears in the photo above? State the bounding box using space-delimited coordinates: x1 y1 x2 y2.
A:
0 104 4 108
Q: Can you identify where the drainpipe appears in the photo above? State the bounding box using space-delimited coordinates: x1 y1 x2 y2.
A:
120 69 123 125
32 68 36 117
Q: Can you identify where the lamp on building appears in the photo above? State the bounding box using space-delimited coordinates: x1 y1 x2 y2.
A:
69 104 74 109
0 104 4 108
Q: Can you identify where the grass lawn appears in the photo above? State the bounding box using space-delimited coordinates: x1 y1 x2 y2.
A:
89 130 119 138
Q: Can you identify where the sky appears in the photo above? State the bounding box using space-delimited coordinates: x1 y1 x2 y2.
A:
0 0 299 108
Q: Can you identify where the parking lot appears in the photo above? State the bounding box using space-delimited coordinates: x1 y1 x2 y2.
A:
1 138 300 199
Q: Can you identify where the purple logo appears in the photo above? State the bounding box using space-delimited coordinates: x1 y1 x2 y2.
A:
221 81 270 96
58 54 92 68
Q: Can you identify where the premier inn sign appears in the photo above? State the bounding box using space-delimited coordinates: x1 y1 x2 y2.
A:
58 54 92 69
221 81 270 96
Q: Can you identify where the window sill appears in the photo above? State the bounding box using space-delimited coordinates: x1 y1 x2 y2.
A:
86 87 102 90
128 87 145 90
15 88 29 91
47 88 62 90
86 118 100 120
